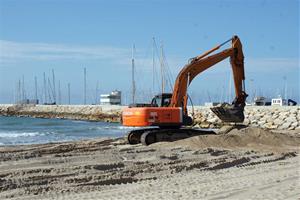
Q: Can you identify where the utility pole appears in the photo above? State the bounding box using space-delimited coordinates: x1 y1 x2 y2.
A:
68 83 71 105
84 67 87 105
131 44 136 104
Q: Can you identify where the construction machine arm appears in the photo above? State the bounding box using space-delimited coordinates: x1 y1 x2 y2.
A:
170 36 247 115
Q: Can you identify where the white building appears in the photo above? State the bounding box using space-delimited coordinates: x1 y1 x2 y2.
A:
271 96 287 106
100 90 121 105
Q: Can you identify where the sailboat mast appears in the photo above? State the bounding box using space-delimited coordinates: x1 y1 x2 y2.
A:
68 83 71 105
160 41 164 94
52 69 56 103
84 67 87 105
43 72 47 104
228 72 232 102
18 79 21 103
58 80 61 105
34 76 38 101
47 78 53 103
152 37 155 94
22 75 25 100
131 44 136 104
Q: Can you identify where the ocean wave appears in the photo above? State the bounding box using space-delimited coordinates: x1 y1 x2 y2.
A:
1 122 21 126
0 131 45 138
34 122 62 126
88 126 136 131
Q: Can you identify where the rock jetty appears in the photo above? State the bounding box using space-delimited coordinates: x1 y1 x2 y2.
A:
0 104 299 130
191 106 300 130
0 104 121 123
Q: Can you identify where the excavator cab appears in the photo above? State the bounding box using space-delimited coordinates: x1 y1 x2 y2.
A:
150 93 172 107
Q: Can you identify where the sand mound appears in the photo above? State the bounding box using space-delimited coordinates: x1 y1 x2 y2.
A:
160 127 300 152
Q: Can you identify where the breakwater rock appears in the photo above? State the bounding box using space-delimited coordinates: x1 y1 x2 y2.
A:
0 104 299 130
191 106 300 130
0 104 122 123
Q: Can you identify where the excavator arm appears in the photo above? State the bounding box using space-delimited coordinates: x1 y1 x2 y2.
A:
170 35 247 122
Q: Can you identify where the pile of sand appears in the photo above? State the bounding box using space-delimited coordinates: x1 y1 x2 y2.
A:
158 127 300 152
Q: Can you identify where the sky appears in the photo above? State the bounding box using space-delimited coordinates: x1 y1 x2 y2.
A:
0 0 299 105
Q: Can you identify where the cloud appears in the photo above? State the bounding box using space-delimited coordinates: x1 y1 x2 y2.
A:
0 40 131 64
0 40 298 74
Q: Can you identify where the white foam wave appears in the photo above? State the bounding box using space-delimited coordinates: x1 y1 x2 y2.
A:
0 131 43 138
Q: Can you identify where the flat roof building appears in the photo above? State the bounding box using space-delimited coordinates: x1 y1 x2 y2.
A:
100 90 121 105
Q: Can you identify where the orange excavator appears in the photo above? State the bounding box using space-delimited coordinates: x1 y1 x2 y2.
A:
122 35 248 145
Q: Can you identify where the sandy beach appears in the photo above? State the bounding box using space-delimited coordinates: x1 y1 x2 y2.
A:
0 127 299 199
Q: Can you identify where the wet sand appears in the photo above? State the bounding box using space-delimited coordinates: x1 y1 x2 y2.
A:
0 127 299 200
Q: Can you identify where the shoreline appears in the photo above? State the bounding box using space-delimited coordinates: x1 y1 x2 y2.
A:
0 126 299 199
1 104 299 130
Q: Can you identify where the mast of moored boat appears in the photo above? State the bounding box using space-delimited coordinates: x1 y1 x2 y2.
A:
131 44 136 104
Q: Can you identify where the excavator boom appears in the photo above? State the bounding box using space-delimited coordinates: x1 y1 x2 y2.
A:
170 35 247 122
171 36 246 112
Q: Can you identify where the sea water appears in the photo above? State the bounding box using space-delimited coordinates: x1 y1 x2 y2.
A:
0 116 133 146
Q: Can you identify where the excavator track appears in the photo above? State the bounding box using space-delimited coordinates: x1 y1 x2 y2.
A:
127 128 215 145
126 128 159 144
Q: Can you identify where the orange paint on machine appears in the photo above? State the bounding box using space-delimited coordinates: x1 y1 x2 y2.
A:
122 107 183 127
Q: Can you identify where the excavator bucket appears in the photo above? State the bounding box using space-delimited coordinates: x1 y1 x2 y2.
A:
210 103 245 123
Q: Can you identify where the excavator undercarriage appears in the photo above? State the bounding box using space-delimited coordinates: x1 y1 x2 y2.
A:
125 103 246 145
127 127 216 145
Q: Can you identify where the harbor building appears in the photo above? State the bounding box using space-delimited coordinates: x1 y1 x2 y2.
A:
100 90 122 105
